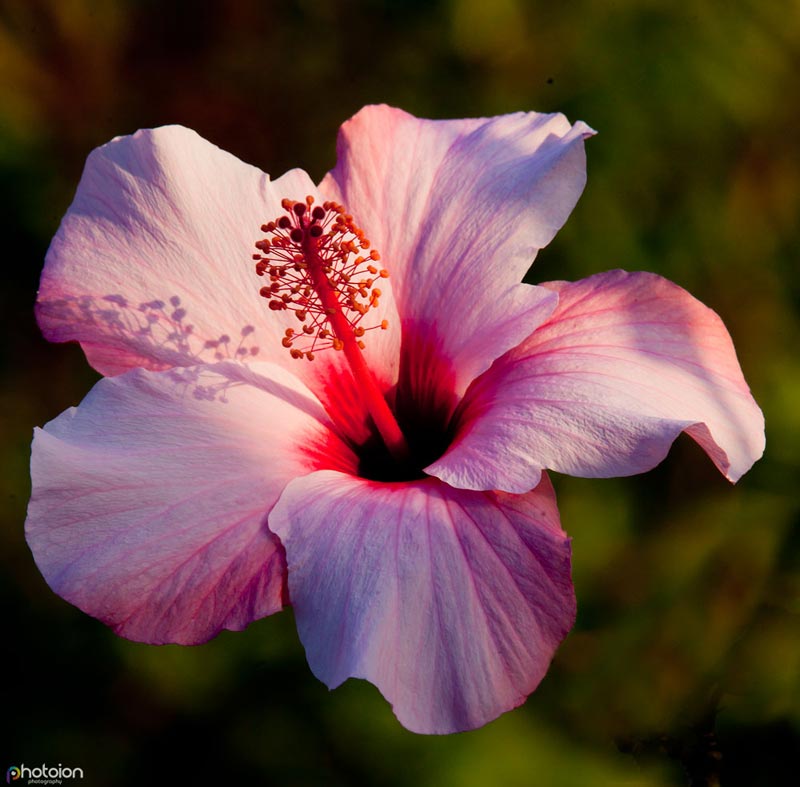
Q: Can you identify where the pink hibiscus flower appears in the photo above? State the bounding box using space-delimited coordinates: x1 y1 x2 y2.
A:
26 105 765 734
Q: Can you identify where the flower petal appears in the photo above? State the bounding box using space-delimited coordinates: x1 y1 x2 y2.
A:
430 270 765 493
37 125 326 377
269 471 574 734
26 361 352 645
321 104 593 393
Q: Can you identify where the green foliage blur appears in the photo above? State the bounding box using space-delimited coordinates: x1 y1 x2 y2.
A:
1 1 798 785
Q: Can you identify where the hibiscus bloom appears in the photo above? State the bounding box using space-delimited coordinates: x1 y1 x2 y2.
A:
26 105 764 734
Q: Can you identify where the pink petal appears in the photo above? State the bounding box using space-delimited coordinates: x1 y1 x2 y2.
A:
26 361 352 645
269 471 574 734
430 270 765 493
37 125 328 377
321 104 593 394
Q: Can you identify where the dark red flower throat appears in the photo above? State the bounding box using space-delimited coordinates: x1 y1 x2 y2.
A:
253 197 456 481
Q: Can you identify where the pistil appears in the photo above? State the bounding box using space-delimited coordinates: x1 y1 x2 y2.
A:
252 197 409 461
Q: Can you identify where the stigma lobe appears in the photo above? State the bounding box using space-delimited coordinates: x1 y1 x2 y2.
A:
253 196 389 361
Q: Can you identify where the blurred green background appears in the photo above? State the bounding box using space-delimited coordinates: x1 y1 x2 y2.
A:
1 0 798 785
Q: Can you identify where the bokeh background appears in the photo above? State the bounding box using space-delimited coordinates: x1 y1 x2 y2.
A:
2 1 798 785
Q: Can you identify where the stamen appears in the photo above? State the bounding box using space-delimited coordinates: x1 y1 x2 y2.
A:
252 196 390 360
252 196 406 460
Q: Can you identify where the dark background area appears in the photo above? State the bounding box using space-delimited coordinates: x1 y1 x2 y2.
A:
2 1 798 785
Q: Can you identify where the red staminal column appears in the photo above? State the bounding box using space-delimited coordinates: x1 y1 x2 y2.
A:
253 197 408 461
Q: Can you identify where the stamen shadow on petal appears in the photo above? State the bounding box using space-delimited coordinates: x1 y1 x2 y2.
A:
37 293 263 392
